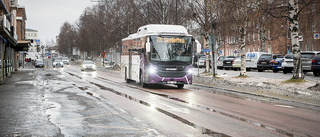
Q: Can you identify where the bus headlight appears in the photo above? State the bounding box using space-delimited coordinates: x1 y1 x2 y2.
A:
149 66 157 74
187 68 192 74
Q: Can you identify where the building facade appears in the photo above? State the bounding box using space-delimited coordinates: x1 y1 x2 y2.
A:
0 0 29 84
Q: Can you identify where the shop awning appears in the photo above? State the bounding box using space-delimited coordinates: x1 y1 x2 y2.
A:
16 40 30 51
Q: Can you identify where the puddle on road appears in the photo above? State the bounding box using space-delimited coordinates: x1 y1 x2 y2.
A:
67 71 296 136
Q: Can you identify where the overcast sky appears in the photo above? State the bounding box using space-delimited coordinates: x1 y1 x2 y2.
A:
19 0 97 45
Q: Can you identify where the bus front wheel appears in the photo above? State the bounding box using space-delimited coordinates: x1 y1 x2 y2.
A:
177 84 184 89
140 72 147 88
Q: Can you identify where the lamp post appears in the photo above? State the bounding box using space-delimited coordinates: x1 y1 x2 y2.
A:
41 45 44 59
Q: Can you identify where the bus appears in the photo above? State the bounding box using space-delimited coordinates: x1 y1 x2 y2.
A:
121 24 200 88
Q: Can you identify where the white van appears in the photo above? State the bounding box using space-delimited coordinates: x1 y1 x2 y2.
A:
245 52 267 70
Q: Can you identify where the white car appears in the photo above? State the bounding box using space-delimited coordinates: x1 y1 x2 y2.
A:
217 56 226 69
62 57 70 65
81 60 96 71
282 54 293 74
53 59 64 68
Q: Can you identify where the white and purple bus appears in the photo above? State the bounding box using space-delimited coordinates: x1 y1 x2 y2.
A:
121 24 200 88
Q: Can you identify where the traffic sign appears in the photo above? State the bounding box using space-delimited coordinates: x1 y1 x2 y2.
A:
201 49 210 52
102 52 106 55
35 39 40 45
314 33 319 39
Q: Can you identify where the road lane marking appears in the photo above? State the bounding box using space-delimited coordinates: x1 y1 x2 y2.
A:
275 105 294 109
57 112 122 123
58 124 149 132
160 103 190 114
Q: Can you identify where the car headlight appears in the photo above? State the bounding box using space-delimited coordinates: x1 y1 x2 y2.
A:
187 68 192 74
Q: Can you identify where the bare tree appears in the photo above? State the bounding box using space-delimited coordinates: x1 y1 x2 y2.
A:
57 22 77 57
257 0 317 80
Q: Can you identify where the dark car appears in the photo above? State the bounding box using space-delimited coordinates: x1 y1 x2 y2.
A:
311 54 320 76
272 57 284 73
223 56 236 70
257 54 276 72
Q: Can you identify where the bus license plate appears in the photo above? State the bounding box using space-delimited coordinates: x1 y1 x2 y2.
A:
167 81 177 84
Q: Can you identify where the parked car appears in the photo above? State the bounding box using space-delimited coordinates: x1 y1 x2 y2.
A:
53 59 64 68
301 51 320 73
223 56 237 70
35 59 44 68
246 52 267 70
217 56 226 69
198 56 211 68
232 57 241 71
81 60 96 71
257 54 274 72
62 57 70 65
282 54 293 74
311 54 320 76
193 54 205 67
272 57 284 73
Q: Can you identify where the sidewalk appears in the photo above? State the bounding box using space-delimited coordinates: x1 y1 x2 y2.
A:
0 67 61 136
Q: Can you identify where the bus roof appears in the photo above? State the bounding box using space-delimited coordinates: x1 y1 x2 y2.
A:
122 24 191 41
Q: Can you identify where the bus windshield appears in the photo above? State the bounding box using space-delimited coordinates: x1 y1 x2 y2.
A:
150 35 192 63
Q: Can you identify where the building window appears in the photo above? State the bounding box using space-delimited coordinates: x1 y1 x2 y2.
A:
253 33 255 41
312 43 315 51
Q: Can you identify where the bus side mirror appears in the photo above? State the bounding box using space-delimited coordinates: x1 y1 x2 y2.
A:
146 38 151 53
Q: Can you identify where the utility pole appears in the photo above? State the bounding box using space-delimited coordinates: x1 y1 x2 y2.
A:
176 0 178 24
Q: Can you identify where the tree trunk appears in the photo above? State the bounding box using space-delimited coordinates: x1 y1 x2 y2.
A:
289 0 304 79
239 25 247 76
259 23 266 52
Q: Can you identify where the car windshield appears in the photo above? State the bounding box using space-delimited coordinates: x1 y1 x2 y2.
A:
301 53 315 59
218 56 226 61
37 60 43 63
62 57 68 60
275 58 283 61
54 59 62 62
260 54 272 59
83 61 94 64
285 54 293 59
199 57 206 60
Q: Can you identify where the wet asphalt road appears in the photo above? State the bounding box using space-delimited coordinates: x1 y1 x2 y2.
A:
1 64 320 136
0 67 158 136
